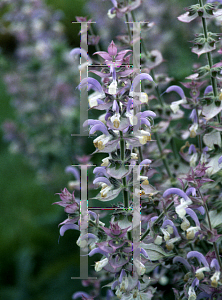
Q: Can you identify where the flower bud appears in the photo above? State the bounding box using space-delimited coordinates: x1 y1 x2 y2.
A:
154 235 163 245
181 218 190 231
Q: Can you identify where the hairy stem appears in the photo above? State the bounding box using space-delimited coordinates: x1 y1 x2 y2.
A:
198 0 220 124
198 188 222 270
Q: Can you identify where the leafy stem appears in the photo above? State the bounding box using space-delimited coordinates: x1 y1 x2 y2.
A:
198 0 220 124
197 188 222 270
140 201 174 241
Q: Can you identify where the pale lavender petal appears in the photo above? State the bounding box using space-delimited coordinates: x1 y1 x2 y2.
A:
78 78 103 93
70 47 88 60
140 110 156 118
93 167 108 177
147 216 158 229
115 49 132 61
186 187 196 197
105 112 112 121
204 85 213 95
112 100 119 113
166 85 185 99
111 281 119 290
186 208 200 227
81 233 97 240
93 177 111 186
60 224 79 236
83 119 100 127
140 118 151 127
108 40 117 56
187 251 209 267
140 159 152 166
178 12 198 23
196 206 205 215
90 124 109 135
89 248 108 257
162 219 180 237
110 0 118 7
127 98 133 112
173 256 191 270
163 188 190 201
140 247 149 258
188 144 196 155
119 269 126 282
93 51 111 60
70 48 81 56
131 73 153 91
72 291 91 299
191 277 199 287
190 109 198 123
203 147 208 154
219 155 222 165
88 210 97 220
210 258 220 271
65 166 80 181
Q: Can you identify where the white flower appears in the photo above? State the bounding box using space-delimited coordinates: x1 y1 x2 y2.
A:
170 99 187 113
181 217 190 231
101 157 110 166
195 266 210 280
190 153 198 167
129 91 148 103
76 236 88 248
186 226 200 239
95 257 108 272
88 91 105 108
188 286 196 300
137 130 151 145
93 134 112 150
125 109 138 126
189 123 198 138
134 259 146 275
154 235 163 245
165 237 181 250
108 80 117 94
211 271 221 288
110 112 121 128
160 228 171 241
100 183 113 198
131 152 138 160
107 8 116 19
175 198 192 219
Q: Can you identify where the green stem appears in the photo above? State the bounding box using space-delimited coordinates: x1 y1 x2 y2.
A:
140 201 174 241
198 0 220 124
195 107 203 153
154 132 173 178
120 131 129 209
198 188 222 270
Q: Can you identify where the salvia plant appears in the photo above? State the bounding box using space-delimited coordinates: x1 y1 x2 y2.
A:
4 0 222 299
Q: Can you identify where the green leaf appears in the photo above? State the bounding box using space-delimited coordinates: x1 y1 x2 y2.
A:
141 243 173 261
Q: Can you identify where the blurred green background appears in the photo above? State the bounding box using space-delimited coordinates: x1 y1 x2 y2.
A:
0 0 209 299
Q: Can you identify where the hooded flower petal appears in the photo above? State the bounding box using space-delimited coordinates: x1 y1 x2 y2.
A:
163 188 191 201
166 85 186 99
187 251 209 267
78 77 103 93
